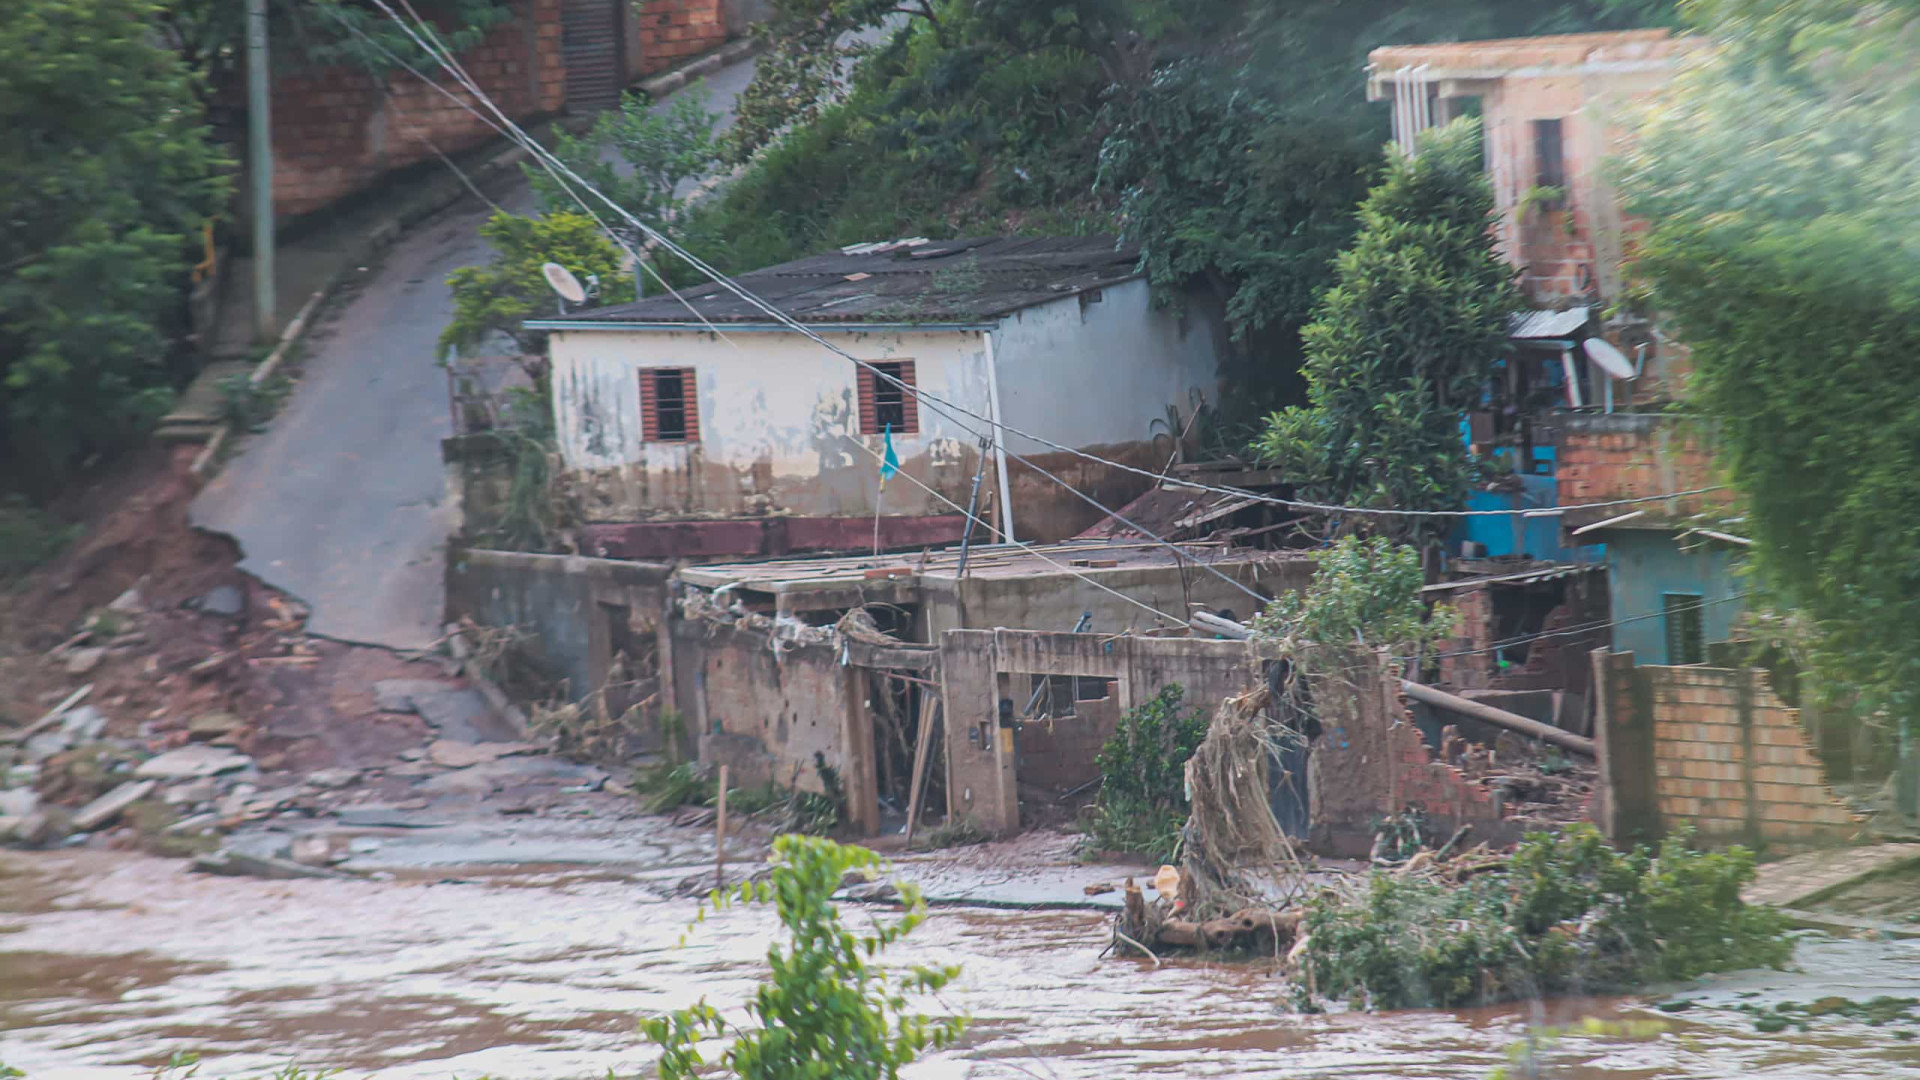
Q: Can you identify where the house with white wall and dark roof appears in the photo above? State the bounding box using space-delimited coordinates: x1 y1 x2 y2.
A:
526 236 1224 560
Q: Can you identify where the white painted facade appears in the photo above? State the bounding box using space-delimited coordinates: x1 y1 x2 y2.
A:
543 280 1221 535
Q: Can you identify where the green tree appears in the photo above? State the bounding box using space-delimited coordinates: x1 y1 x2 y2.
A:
0 0 229 481
1253 118 1521 538
530 90 722 256
1251 535 1455 652
441 211 636 363
643 834 965 1079
1620 0 1920 736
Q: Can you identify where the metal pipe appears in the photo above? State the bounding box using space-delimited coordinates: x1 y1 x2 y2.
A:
954 435 991 577
1399 680 1596 757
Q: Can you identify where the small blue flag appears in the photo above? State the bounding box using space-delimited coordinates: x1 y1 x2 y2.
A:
880 422 901 485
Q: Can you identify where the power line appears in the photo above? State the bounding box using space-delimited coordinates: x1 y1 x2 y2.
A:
353 1 1268 610
364 0 1722 527
1402 592 1752 663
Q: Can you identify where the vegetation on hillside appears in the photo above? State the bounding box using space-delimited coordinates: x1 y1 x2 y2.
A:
686 0 1674 430
0 0 229 486
1252 118 1522 536
1622 0 1920 740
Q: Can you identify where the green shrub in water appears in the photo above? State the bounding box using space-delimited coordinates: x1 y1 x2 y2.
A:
1302 825 1793 1010
644 834 965 1078
1085 683 1209 862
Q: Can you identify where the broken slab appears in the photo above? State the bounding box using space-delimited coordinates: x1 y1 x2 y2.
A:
192 849 356 881
426 740 534 769
372 679 447 714
64 647 107 677
187 711 246 740
333 804 447 828
73 779 158 831
136 745 254 781
304 767 361 790
0 788 39 818
59 705 107 743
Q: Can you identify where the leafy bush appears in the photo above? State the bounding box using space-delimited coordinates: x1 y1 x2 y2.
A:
529 89 720 254
1086 683 1209 861
1 0 229 480
1252 535 1455 652
643 834 965 1078
441 211 636 361
1301 826 1793 1010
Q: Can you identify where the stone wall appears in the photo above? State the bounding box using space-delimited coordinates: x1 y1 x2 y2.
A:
1592 650 1858 849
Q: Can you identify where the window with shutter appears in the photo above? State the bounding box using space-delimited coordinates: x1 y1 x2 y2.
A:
1663 593 1705 665
857 360 917 436
639 367 699 443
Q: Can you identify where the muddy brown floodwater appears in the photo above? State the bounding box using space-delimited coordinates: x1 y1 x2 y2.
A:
2 851 1917 1079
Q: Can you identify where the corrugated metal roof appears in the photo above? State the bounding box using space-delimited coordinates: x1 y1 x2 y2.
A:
547 236 1142 327
1508 307 1591 340
1422 563 1604 593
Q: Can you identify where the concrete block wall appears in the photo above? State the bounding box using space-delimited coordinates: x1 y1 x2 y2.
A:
1593 650 1858 849
1015 692 1121 794
264 0 566 220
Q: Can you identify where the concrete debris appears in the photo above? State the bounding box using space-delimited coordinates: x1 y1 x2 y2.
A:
192 849 356 881
334 805 447 828
396 747 426 761
243 785 306 816
162 778 218 807
63 647 107 676
165 812 222 835
289 833 349 867
135 745 254 781
187 711 246 740
842 881 900 903
106 585 145 613
0 788 40 818
374 679 445 714
23 731 71 763
13 811 61 846
427 740 534 769
195 585 247 618
217 783 258 818
304 767 361 790
3 764 35 788
72 779 157 831
59 705 107 743
0 816 20 842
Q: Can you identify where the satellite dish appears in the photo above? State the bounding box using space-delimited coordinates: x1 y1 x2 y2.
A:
542 262 587 305
1583 336 1636 380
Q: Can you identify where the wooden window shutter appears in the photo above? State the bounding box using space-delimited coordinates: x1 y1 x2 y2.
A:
639 370 659 442
856 366 878 435
679 367 700 442
897 360 918 435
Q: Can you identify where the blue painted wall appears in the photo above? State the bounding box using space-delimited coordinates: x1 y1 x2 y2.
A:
1603 529 1745 664
1453 474 1604 563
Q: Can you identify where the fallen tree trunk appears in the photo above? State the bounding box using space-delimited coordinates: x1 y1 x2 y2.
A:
1399 680 1595 758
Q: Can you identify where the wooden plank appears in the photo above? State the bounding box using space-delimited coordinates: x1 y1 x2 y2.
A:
902 694 941 848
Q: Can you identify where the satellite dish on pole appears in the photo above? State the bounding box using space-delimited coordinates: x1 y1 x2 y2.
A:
542 262 587 305
1583 336 1635 380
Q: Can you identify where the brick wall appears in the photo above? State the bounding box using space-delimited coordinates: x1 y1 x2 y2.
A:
1015 691 1121 794
634 0 727 75
1309 652 1515 856
1557 413 1729 529
1593 651 1858 848
261 0 566 220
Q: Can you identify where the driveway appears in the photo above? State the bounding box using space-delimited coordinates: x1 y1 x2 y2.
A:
192 54 760 651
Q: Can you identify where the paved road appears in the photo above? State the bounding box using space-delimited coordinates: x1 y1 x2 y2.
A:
192 57 760 650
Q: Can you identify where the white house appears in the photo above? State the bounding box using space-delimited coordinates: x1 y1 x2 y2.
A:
528 236 1223 560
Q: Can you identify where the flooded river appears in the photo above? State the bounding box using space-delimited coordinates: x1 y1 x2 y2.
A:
2 851 1917 1079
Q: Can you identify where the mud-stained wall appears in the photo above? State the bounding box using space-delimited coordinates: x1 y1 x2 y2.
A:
674 619 859 801
549 328 993 523
445 549 674 713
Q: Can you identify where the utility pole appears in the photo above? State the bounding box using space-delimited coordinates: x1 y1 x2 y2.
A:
247 0 276 341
